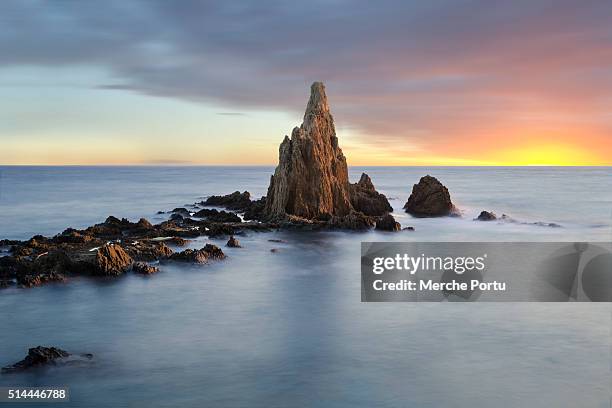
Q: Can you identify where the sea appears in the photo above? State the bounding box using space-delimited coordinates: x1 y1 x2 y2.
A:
0 166 610 407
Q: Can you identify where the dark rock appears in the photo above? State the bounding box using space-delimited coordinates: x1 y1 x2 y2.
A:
167 237 187 247
2 346 93 373
226 236 241 248
403 175 458 217
193 208 241 223
403 226 415 231
2 346 69 373
268 239 287 243
531 221 562 228
94 244 132 276
202 243 226 260
126 242 173 261
329 212 375 230
156 211 165 214
135 218 154 230
54 229 94 244
475 211 497 221
203 191 252 211
171 208 191 217
350 173 393 216
243 197 266 221
375 214 401 231
132 262 159 275
270 248 280 253
169 213 184 222
17 271 67 288
168 244 225 264
206 223 236 238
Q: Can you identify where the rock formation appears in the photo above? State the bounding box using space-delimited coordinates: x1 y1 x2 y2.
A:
2 346 93 373
403 175 458 217
263 82 390 228
226 236 241 248
264 82 353 219
475 210 496 221
350 173 393 216
203 191 252 211
132 262 159 275
168 244 226 264
375 214 401 231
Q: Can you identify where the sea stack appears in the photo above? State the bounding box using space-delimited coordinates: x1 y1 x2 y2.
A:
264 82 388 223
404 175 458 217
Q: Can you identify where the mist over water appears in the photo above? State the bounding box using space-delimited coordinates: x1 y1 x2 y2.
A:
0 166 610 407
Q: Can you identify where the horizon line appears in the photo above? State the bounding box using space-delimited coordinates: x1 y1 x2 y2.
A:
1 164 610 168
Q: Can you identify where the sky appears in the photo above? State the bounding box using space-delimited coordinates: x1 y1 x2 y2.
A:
0 0 611 166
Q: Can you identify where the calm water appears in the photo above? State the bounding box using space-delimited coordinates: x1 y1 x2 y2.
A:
0 166 611 407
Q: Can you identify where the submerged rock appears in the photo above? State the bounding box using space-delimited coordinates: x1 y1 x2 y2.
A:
475 211 497 221
1 346 80 373
226 236 241 248
404 175 458 217
375 214 401 231
132 262 159 275
350 173 393 216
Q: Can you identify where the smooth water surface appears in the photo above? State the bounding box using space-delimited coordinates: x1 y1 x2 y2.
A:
0 166 610 407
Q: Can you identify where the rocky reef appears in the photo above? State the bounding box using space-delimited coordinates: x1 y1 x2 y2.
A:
404 175 458 217
0 214 276 289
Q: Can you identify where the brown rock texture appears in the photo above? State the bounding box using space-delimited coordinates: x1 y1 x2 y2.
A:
94 244 133 276
375 214 401 231
350 173 393 216
403 175 457 217
264 82 353 220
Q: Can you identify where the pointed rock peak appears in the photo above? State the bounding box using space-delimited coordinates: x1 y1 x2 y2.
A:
304 81 329 118
357 173 374 190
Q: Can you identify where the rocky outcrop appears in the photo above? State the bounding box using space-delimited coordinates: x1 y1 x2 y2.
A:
262 82 390 230
168 244 226 264
350 173 393 216
329 212 375 230
475 211 496 221
226 236 241 248
375 214 401 231
171 208 191 217
2 346 93 373
94 244 133 276
264 82 354 220
0 212 278 290
132 262 159 275
404 175 458 217
202 191 252 211
193 208 241 223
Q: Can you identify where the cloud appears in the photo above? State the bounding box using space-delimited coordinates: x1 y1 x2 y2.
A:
1 0 611 159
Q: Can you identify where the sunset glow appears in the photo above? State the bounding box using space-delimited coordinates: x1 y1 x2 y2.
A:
0 2 610 166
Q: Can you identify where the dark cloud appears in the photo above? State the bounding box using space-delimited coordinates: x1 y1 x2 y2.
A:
1 0 611 151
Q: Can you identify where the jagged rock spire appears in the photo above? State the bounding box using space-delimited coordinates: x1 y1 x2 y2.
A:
263 82 393 227
264 82 352 219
